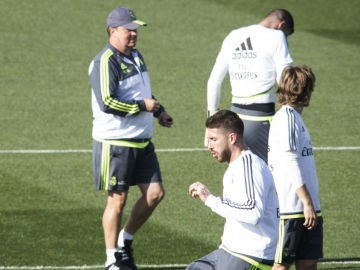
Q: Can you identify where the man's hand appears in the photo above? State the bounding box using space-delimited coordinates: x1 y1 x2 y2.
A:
303 203 317 230
188 181 211 203
158 111 173 128
296 184 317 230
144 98 160 112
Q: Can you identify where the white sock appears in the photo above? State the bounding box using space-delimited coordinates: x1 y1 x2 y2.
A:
105 248 117 267
117 229 134 247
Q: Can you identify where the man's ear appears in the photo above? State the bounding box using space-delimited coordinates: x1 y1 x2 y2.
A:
229 133 237 145
108 27 117 36
278 20 286 31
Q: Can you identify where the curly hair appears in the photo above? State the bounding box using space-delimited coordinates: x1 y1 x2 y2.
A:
277 65 316 107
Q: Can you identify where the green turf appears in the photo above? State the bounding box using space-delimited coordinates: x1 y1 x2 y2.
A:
0 0 359 269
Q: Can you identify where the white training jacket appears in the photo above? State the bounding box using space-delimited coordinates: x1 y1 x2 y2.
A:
205 150 279 260
207 24 292 110
268 106 321 214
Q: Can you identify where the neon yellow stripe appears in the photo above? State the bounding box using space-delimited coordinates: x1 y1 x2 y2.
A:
133 19 147 26
100 49 112 101
221 246 271 270
99 49 140 113
100 143 110 189
236 113 273 122
95 137 149 149
280 212 322 220
275 219 285 263
105 96 140 113
280 213 304 219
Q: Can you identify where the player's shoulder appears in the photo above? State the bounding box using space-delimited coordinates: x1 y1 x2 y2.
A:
228 24 255 35
223 25 252 45
254 25 286 42
241 150 266 166
94 44 116 60
228 24 285 43
274 106 304 132
271 106 292 125
275 105 296 116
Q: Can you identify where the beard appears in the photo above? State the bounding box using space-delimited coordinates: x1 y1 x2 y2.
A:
215 147 231 163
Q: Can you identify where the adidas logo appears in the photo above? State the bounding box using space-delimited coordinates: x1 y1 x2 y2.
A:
232 37 257 59
236 37 253 51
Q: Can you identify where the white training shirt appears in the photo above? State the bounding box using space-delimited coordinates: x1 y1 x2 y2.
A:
205 150 279 260
268 105 321 214
207 25 293 110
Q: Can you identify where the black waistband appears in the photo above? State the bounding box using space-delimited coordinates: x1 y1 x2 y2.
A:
232 103 275 114
123 138 150 143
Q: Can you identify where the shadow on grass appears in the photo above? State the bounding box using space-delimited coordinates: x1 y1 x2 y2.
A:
3 208 357 269
307 29 360 46
0 208 215 266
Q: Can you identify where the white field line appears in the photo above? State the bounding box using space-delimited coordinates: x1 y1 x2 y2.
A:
0 265 187 270
0 146 359 154
1 260 360 269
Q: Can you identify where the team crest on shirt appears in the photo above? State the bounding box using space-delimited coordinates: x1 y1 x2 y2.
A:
120 63 131 74
109 176 117 186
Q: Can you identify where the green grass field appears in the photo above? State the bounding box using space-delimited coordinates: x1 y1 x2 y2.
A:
0 0 359 269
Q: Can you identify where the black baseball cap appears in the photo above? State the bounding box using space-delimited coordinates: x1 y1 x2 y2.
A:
106 7 147 30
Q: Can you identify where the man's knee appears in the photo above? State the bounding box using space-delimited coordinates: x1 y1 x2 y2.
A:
272 263 290 270
141 183 165 206
106 191 128 211
149 183 165 204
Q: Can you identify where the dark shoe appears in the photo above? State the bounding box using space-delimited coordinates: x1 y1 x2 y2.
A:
115 240 138 270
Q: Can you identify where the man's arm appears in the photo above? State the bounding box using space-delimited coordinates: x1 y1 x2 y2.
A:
89 53 153 117
274 32 293 83
189 172 263 226
296 184 317 230
207 34 231 113
207 53 228 113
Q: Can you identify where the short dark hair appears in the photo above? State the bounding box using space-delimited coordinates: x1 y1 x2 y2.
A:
206 110 244 138
267 9 295 36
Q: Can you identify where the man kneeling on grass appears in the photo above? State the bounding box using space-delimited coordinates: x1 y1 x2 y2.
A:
187 110 279 270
